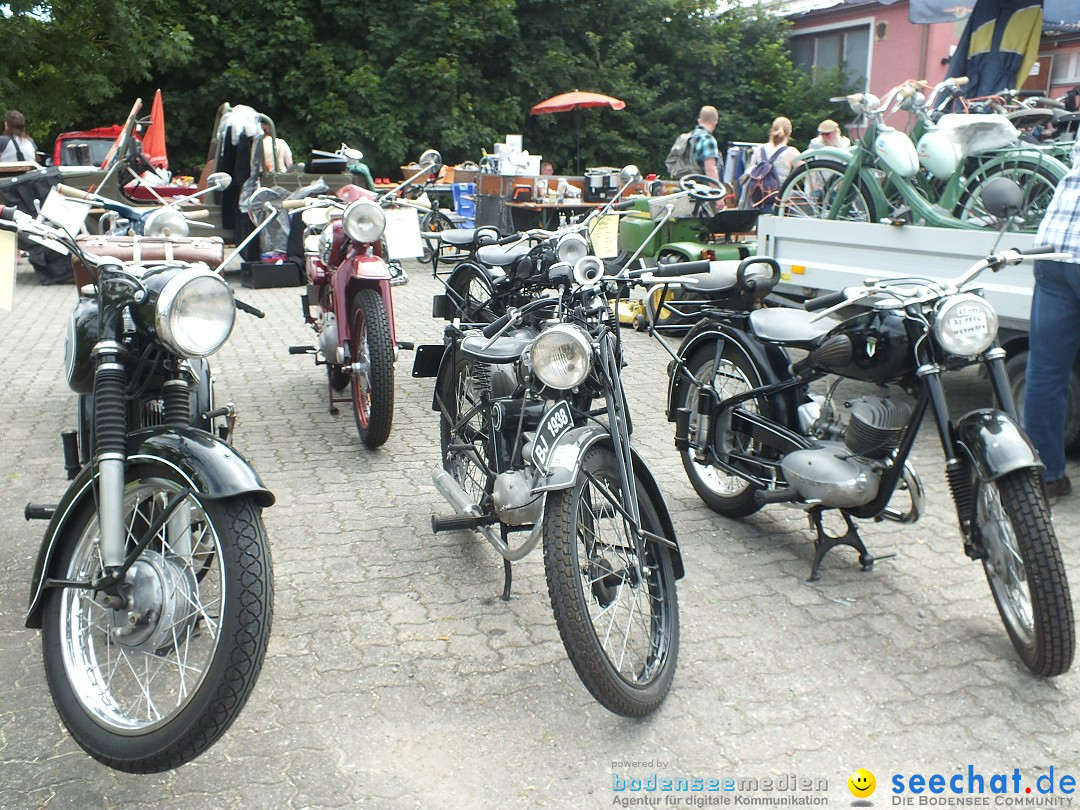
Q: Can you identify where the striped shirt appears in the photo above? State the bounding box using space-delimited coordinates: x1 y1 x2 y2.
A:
1034 139 1080 263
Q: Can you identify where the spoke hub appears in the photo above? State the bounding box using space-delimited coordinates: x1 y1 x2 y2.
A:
110 550 198 652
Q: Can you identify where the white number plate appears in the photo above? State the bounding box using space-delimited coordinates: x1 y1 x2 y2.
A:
531 400 573 469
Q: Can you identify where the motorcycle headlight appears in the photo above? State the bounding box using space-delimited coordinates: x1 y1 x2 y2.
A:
156 270 235 357
555 233 589 265
530 324 592 390
342 199 386 243
933 293 998 357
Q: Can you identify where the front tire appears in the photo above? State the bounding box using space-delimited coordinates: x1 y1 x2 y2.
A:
41 465 273 772
350 288 394 449
975 468 1074 676
543 446 679 716
676 342 768 517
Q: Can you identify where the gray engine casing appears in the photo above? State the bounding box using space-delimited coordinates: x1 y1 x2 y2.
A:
782 441 881 508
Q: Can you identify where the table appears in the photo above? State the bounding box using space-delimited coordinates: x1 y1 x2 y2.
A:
503 199 605 229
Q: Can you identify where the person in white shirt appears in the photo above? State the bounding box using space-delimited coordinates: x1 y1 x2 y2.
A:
0 110 37 163
808 119 851 151
258 121 293 173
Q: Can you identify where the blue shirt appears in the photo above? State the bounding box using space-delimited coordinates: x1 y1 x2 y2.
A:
1035 139 1080 263
691 124 719 173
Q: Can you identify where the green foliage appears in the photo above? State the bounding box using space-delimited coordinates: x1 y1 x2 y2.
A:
3 0 855 177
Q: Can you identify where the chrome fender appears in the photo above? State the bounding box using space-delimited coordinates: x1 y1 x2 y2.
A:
955 409 1042 482
25 426 274 628
531 426 684 579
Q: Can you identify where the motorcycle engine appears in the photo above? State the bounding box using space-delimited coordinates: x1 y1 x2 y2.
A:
318 312 340 364
784 393 913 508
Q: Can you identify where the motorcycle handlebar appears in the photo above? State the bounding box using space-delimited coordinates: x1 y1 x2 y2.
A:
481 312 513 339
651 259 711 278
613 199 638 211
56 184 96 200
282 198 312 210
805 290 848 311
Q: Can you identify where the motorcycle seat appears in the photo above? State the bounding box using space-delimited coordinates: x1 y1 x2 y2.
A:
429 227 500 247
459 333 531 364
476 244 530 268
749 308 840 348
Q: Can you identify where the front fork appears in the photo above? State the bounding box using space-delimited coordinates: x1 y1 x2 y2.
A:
92 341 128 573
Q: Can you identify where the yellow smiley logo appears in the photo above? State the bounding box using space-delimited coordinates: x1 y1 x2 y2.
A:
848 768 876 798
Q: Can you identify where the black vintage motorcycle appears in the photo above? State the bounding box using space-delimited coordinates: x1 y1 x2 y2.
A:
2 204 275 771
662 213 1074 675
414 252 709 716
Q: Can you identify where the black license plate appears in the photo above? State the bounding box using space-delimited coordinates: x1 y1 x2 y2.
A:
532 400 573 468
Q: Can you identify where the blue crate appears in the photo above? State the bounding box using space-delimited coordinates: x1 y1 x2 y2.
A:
452 182 476 227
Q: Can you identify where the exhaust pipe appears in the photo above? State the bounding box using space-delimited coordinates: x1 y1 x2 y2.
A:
881 461 924 524
432 466 483 518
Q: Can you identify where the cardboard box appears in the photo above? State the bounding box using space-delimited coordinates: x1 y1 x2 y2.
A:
240 260 302 288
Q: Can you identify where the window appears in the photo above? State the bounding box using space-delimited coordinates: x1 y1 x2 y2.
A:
790 25 871 89
1049 50 1080 85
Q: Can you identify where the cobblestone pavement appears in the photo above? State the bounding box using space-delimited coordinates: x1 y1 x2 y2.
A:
1 260 1078 810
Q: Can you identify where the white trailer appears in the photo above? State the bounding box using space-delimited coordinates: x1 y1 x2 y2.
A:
756 214 1080 448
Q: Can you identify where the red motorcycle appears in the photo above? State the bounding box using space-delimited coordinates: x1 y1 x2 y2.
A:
288 148 438 448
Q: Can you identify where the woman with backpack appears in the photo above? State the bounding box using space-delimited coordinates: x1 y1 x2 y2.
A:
741 116 799 212
0 110 37 164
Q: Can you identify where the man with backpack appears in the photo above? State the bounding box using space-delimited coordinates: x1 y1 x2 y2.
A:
665 106 720 182
742 116 799 212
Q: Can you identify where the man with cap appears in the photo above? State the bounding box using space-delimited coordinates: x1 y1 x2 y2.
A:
808 119 851 150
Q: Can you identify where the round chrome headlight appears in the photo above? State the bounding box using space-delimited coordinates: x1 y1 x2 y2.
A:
342 199 386 243
143 207 191 239
530 324 592 390
156 270 235 357
933 293 998 357
555 233 589 265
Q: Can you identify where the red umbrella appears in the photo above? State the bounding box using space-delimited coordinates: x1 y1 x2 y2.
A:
142 89 168 170
530 91 626 115
531 91 626 172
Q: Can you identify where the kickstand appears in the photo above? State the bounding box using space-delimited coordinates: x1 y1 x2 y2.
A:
807 508 894 582
501 558 512 601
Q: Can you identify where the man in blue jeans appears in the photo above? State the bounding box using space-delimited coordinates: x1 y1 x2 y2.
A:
1025 138 1080 502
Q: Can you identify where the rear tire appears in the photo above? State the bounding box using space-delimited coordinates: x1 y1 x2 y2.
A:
975 468 1074 676
778 159 878 223
676 342 768 517
543 446 679 716
447 263 497 323
350 288 394 448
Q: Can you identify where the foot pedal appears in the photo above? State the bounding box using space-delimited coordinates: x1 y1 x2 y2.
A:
289 345 316 355
25 503 57 521
61 430 80 480
397 340 415 351
431 513 488 533
755 486 796 505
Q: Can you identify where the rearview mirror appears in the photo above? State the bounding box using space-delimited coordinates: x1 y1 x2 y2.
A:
418 149 442 169
619 165 641 184
206 171 232 191
980 177 1024 219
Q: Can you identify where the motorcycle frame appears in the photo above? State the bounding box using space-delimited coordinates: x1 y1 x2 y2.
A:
670 313 1042 546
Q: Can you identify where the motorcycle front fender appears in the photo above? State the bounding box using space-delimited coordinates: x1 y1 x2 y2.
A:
531 426 684 580
955 408 1043 482
25 426 274 628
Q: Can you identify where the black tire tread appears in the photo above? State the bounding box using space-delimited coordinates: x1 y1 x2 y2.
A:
42 491 273 773
987 469 1074 676
351 288 395 448
543 447 678 716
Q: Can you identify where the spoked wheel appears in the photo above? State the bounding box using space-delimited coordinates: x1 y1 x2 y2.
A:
974 468 1074 676
543 446 679 716
421 211 456 266
954 157 1061 231
777 159 877 223
439 353 494 509
349 288 394 449
41 465 273 772
447 263 497 323
676 343 768 517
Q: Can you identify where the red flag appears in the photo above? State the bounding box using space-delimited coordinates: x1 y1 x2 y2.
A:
143 89 168 170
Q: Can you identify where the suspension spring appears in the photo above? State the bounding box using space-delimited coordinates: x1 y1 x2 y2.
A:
946 458 974 527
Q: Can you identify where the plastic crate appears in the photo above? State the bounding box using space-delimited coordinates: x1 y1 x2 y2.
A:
452 182 477 224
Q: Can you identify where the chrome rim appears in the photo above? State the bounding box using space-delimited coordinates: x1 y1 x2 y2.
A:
685 358 756 497
574 469 671 687
352 309 371 426
446 361 490 506
978 481 1035 646
59 479 224 734
779 165 872 222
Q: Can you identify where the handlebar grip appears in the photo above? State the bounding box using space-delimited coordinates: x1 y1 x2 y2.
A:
613 199 637 211
182 208 210 220
481 312 513 338
954 76 969 87
494 232 525 246
655 260 711 277
235 299 265 319
805 290 848 311
1021 244 1056 255
56 184 94 200
282 198 312 210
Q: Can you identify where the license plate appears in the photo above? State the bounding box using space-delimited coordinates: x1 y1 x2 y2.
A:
532 400 573 469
